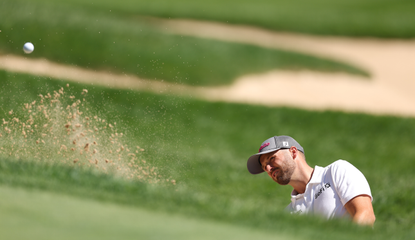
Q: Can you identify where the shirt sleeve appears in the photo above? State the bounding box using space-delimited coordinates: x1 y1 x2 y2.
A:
330 160 372 206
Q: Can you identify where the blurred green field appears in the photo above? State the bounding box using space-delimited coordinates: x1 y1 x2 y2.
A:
1 186 297 240
0 0 369 86
1 72 414 239
13 0 415 38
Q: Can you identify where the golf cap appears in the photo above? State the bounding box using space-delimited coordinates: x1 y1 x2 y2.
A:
247 135 304 174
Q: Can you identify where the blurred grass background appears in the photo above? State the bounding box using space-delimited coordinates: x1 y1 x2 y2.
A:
1 0 415 239
8 0 415 38
0 0 369 86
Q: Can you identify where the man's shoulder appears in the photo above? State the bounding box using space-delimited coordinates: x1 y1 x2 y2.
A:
322 160 362 180
327 159 353 168
327 159 352 167
311 160 351 181
325 160 355 171
325 159 368 184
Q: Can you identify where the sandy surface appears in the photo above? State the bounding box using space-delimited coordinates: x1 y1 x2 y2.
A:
1 18 415 117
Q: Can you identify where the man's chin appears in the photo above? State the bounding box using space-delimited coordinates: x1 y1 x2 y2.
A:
275 177 290 185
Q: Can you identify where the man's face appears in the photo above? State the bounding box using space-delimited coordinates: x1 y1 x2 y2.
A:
259 149 296 185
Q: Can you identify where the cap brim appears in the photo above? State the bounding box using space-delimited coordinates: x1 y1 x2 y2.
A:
247 149 279 174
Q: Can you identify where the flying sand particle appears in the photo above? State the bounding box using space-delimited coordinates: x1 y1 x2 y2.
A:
0 85 173 186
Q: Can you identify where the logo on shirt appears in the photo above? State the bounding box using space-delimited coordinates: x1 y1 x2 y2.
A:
314 183 331 200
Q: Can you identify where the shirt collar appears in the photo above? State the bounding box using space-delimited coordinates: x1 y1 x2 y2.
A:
290 165 323 198
308 165 324 184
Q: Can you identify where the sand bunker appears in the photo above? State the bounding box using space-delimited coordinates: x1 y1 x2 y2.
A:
1 18 415 117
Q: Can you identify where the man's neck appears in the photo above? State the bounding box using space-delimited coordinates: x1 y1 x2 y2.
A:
290 166 314 194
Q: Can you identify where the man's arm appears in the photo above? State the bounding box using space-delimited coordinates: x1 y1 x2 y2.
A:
344 194 376 226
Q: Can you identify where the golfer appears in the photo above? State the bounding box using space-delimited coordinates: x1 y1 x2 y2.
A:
247 135 375 226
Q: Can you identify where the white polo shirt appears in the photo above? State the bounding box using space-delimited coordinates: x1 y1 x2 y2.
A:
286 160 372 219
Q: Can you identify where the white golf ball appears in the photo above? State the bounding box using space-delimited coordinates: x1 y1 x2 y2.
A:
23 42 34 54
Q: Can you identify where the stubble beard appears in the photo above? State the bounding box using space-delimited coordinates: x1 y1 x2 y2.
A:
275 155 296 185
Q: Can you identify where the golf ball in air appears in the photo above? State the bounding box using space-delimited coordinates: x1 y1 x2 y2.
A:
23 42 34 54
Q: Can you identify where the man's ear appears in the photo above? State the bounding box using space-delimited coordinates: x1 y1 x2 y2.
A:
290 146 298 160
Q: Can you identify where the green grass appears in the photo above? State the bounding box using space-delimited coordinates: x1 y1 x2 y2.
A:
0 0 369 87
18 0 415 38
1 71 415 239
0 185 296 240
